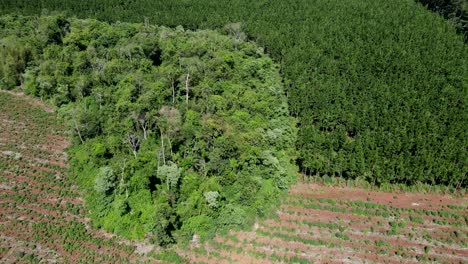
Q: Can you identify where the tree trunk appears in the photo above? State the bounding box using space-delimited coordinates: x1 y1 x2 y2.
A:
160 128 166 165
168 137 173 158
127 133 141 159
185 72 190 109
119 159 127 193
73 118 84 144
141 122 147 140
171 79 175 104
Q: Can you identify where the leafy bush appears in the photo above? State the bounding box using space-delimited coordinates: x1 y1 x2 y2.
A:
94 166 116 195
155 249 186 263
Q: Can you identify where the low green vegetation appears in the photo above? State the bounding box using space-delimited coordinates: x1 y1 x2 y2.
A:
0 15 296 244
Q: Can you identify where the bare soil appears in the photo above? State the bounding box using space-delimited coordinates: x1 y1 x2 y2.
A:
0 92 160 263
186 182 467 263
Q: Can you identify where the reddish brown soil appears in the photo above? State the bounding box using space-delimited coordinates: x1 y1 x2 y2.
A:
0 92 160 263
291 183 466 211
0 90 55 113
187 182 467 263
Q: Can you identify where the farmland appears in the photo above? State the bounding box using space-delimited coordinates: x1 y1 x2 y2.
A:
0 0 467 262
0 91 159 263
183 183 468 263
1 90 467 263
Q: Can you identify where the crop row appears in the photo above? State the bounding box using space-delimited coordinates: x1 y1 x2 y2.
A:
0 92 157 263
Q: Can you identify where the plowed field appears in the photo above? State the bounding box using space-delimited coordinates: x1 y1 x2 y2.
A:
0 91 158 263
184 183 467 263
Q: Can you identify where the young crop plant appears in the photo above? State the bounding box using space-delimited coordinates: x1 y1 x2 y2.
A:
0 14 297 245
0 91 159 262
409 215 425 224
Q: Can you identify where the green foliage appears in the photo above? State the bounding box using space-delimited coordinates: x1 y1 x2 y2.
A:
417 0 468 39
158 163 181 191
0 15 296 245
154 249 186 263
177 215 215 240
94 166 116 195
204 191 220 209
0 37 32 88
1 0 465 188
218 204 252 229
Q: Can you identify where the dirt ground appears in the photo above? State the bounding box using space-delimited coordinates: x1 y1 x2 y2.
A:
185 182 467 263
0 92 158 263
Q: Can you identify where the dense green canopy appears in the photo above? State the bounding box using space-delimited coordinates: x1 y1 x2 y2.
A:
0 15 296 243
417 0 467 39
1 0 466 188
